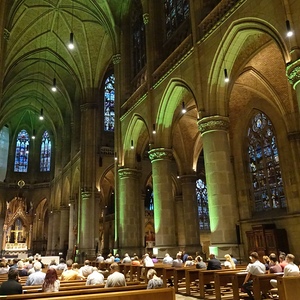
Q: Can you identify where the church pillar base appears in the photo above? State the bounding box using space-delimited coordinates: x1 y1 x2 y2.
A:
77 248 95 263
209 243 241 263
153 245 178 258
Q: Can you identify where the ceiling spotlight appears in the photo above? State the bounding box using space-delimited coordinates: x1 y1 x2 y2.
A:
32 129 36 140
286 20 293 37
130 140 134 149
152 124 156 134
51 78 57 92
68 32 74 50
224 68 229 83
39 108 44 120
182 102 187 114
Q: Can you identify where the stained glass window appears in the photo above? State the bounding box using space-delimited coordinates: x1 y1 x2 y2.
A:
104 74 115 132
165 0 190 39
145 186 154 211
14 129 30 172
196 178 210 230
131 0 146 76
248 111 286 212
40 131 51 172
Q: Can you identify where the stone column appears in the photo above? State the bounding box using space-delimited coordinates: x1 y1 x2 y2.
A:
79 190 95 259
47 212 53 254
51 210 60 254
0 216 4 252
67 199 75 260
198 116 239 257
148 148 176 253
59 206 69 254
175 195 186 247
180 174 201 251
117 168 142 254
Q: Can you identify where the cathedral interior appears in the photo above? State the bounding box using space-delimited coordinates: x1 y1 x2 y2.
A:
0 0 300 262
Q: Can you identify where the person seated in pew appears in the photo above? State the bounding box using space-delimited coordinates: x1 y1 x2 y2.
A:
147 269 163 289
163 253 173 266
242 252 266 300
279 252 288 271
42 268 60 292
207 253 221 270
262 255 270 271
151 255 158 264
0 268 22 295
143 253 154 267
131 256 141 266
184 256 195 267
17 260 28 277
61 260 82 281
270 253 299 288
79 260 93 278
48 259 58 270
224 254 236 269
114 254 121 263
86 267 104 285
56 258 67 272
122 253 132 264
0 262 9 274
268 253 282 274
195 256 207 269
96 253 104 263
25 261 46 286
172 253 183 268
105 263 126 287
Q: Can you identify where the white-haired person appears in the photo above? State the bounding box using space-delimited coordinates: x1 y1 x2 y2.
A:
147 269 163 289
25 261 46 286
86 267 104 285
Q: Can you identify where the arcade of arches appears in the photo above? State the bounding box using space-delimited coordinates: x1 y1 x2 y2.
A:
0 0 300 262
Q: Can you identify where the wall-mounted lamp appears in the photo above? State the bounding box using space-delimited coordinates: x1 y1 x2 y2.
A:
51 78 57 92
182 102 187 114
224 68 229 83
152 124 156 134
286 20 293 37
32 129 36 140
68 32 74 49
39 108 44 120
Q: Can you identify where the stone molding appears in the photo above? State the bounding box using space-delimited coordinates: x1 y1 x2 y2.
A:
143 13 149 25
198 116 229 134
3 29 10 41
148 148 173 162
80 102 97 111
118 168 140 180
112 54 121 65
286 59 300 89
288 131 300 141
180 174 197 184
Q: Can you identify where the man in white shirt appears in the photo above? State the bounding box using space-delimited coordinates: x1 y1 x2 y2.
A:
105 263 126 287
242 252 266 300
163 253 173 266
270 253 299 287
86 267 104 285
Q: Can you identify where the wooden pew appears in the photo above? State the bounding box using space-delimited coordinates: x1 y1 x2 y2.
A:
19 288 175 300
252 273 283 300
231 272 248 300
2 283 149 299
173 267 195 293
277 276 300 300
185 269 200 295
153 266 174 288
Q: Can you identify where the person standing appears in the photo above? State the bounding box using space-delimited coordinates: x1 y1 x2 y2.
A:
0 268 22 295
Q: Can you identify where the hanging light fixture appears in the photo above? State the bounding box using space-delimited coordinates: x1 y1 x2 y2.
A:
286 20 293 37
26 145 29 154
68 32 74 49
130 140 134 149
51 77 57 92
39 108 44 120
224 68 229 83
182 102 187 114
114 152 118 161
32 129 36 140
152 124 156 134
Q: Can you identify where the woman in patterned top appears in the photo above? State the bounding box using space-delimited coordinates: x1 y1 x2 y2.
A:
146 269 163 289
42 269 60 292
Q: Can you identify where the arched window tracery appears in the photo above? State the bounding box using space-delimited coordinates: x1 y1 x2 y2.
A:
14 129 30 173
40 131 51 172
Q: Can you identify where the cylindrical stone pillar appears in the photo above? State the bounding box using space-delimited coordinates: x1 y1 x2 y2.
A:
47 212 53 254
59 206 69 253
198 116 238 255
67 199 75 260
148 148 176 250
117 168 142 254
181 175 200 247
51 210 60 254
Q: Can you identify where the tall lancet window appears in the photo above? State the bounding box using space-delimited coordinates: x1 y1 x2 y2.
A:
104 74 115 132
248 111 286 212
131 0 146 77
40 131 51 172
14 129 30 172
196 179 210 230
165 0 190 39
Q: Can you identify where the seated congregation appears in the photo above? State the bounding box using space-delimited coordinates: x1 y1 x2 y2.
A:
0 251 299 300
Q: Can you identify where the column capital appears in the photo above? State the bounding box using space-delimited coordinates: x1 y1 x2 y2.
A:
286 59 300 89
148 148 173 162
198 115 229 135
143 13 150 25
112 54 121 64
180 174 197 184
118 168 140 179
80 102 97 111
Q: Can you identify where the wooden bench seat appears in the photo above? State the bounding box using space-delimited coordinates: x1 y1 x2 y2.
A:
277 275 300 300
1 283 148 299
